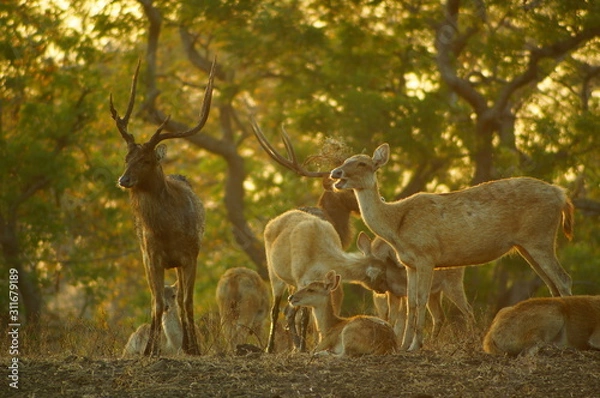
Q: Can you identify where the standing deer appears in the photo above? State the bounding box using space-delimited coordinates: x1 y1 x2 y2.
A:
288 270 397 356
110 61 215 355
216 267 270 351
370 236 474 339
263 209 390 353
483 295 600 356
122 284 182 357
330 143 573 351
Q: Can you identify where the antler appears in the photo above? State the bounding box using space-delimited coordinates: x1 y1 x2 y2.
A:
147 59 216 148
110 60 141 146
251 118 330 178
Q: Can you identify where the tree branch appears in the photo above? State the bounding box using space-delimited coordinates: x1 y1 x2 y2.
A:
435 0 488 115
494 26 600 113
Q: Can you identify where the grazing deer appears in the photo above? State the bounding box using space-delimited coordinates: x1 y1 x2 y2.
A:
264 209 390 353
288 270 397 356
110 61 215 355
483 296 600 356
330 143 573 351
122 284 183 357
216 267 270 351
370 236 474 339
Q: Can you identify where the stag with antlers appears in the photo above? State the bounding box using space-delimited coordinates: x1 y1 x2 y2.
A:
110 61 215 356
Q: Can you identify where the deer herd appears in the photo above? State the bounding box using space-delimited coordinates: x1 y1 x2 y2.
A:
112 62 599 359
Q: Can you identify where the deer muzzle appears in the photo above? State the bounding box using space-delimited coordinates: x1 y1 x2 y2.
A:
118 174 134 188
330 168 347 189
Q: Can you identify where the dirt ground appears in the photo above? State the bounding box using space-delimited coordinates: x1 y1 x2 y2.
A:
5 343 600 398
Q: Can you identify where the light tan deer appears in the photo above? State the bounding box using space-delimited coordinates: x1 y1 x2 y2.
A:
483 295 600 356
370 236 474 339
264 209 390 353
288 270 396 356
330 143 573 351
122 284 183 357
216 267 269 351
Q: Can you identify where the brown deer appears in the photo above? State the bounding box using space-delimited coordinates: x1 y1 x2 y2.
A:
263 209 390 353
216 267 270 351
110 60 215 355
330 143 573 351
288 270 397 356
370 236 474 339
122 284 182 357
483 295 600 356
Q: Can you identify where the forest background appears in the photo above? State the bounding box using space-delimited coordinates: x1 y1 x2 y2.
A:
1 0 599 353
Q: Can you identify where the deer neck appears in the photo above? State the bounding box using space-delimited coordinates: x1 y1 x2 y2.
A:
319 198 353 249
352 184 390 240
162 310 183 348
133 167 168 195
333 253 375 285
129 171 169 212
311 297 343 338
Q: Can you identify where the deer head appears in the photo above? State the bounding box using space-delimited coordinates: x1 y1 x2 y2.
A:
330 143 390 191
110 60 216 189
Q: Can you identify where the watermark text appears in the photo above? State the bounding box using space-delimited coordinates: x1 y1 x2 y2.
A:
7 268 20 389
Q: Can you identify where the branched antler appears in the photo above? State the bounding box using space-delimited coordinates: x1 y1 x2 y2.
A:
251 119 329 178
110 60 141 146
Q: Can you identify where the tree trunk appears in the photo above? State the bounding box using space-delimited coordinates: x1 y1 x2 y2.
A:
1 220 42 326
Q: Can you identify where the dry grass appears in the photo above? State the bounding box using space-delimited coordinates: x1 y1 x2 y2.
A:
3 314 600 397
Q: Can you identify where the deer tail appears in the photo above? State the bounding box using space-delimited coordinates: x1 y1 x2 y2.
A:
562 198 574 241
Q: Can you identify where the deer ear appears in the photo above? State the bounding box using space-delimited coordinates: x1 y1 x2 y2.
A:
372 143 390 170
331 273 341 291
155 144 167 161
324 270 341 291
356 231 372 255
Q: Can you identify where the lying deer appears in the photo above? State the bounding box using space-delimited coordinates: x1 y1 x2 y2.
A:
288 270 397 356
111 60 215 355
122 285 182 357
370 236 474 339
483 295 600 356
330 143 573 351
264 209 389 353
216 267 269 351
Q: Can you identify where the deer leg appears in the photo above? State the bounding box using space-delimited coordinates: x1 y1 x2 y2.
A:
285 304 302 350
441 269 475 326
178 265 200 355
516 245 572 296
387 293 401 328
394 296 407 345
297 307 310 352
427 291 444 338
402 266 418 350
143 260 164 356
408 264 434 351
267 292 283 354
